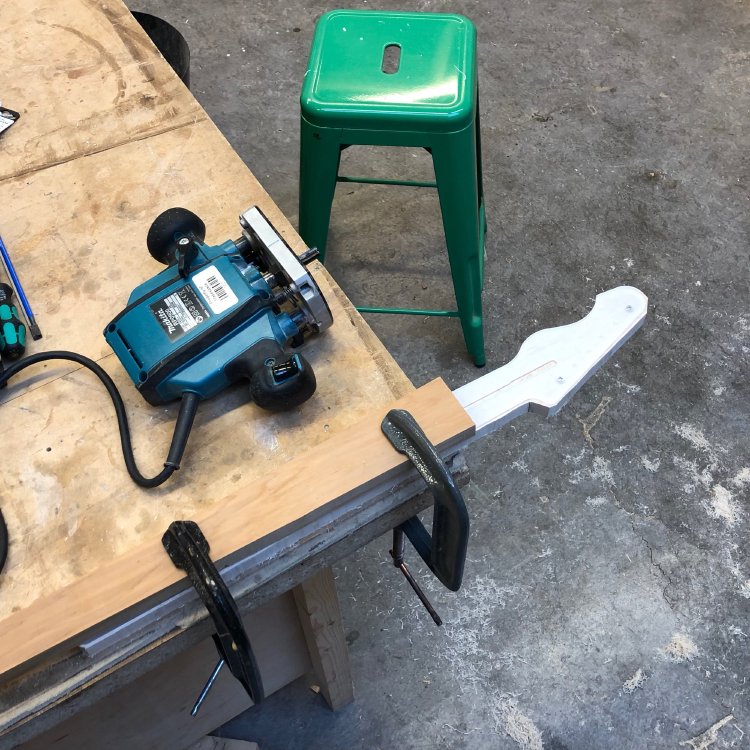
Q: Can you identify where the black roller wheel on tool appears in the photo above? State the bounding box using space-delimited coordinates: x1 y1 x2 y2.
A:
147 207 206 264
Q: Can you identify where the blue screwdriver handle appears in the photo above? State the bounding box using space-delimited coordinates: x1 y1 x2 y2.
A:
0 234 42 340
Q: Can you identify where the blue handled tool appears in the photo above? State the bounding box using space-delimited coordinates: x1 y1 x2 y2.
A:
0 234 42 340
0 283 26 359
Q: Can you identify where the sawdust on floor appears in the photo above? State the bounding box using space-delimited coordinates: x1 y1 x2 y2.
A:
679 714 735 750
663 633 699 663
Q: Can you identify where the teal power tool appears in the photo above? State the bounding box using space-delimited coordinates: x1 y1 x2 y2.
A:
101 204 332 484
0 206 332 489
105 205 331 408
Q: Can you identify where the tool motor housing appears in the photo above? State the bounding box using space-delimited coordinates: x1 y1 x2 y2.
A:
104 206 332 410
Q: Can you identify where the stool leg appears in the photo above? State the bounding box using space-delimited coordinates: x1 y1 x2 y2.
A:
299 119 342 263
476 92 488 247
432 123 486 367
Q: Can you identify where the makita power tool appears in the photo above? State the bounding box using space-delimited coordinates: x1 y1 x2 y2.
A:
105 205 331 409
1 206 332 488
101 204 332 485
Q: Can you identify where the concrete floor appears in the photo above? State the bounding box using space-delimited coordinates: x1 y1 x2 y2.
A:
132 1 748 747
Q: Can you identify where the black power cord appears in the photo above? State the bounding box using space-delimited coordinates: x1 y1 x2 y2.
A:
0 351 200 488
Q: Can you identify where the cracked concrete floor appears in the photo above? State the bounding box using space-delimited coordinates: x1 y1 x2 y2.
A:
130 0 749 747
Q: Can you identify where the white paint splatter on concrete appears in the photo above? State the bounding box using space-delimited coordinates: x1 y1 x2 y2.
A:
563 448 587 465
674 423 714 454
730 468 750 487
511 459 530 474
438 574 522 687
622 668 648 693
672 446 744 528
591 456 615 487
664 633 698 663
705 484 741 526
641 456 661 472
724 546 742 578
672 456 704 494
568 469 584 485
494 698 544 750
721 547 750 599
618 381 642 394
585 495 608 507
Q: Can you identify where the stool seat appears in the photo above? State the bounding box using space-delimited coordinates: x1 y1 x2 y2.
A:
299 10 487 366
302 11 476 132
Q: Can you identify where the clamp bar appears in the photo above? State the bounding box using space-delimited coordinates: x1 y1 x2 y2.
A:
382 409 470 593
162 520 264 705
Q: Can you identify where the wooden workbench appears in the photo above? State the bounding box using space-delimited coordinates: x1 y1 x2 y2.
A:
0 2 467 747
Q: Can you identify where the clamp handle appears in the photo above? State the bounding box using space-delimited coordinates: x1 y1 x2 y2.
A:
162 520 264 705
381 409 470 592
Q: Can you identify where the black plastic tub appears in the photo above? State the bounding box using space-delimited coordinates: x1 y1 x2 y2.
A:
131 11 190 88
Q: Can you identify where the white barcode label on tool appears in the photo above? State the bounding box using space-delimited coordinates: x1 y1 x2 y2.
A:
193 266 238 314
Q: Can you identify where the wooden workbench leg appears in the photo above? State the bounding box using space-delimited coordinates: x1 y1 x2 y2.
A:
292 566 354 710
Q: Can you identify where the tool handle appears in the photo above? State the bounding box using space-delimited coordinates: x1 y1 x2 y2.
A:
0 283 25 359
249 353 316 411
226 340 317 412
0 236 36 331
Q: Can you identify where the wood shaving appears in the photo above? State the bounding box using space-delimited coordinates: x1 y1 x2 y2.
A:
679 714 734 750
576 396 612 446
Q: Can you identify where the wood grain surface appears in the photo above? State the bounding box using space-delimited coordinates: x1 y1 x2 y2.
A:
0 118 411 620
293 567 355 710
0 378 474 677
0 0 205 181
20 593 304 750
0 0 415 681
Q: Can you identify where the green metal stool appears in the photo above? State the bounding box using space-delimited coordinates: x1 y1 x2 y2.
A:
299 10 487 366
